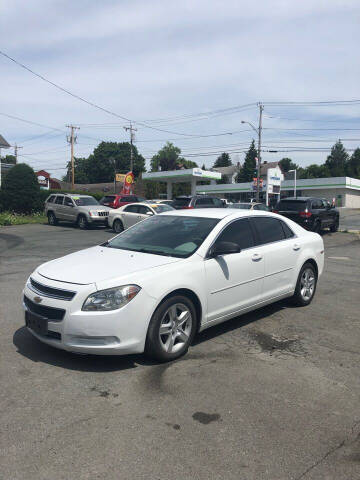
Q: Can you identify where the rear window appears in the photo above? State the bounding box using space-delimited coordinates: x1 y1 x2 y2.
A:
152 204 174 213
173 198 191 207
195 197 214 206
101 196 115 204
277 200 307 211
47 195 56 203
232 203 252 210
121 195 137 202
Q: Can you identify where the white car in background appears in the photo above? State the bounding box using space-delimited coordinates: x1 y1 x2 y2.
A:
23 209 324 362
108 202 174 233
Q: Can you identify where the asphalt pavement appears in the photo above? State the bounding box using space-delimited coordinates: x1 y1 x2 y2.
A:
0 223 359 480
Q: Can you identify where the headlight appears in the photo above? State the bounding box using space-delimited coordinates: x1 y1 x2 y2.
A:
82 285 141 311
89 210 98 217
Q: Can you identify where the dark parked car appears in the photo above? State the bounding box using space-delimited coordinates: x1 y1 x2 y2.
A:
274 197 339 233
172 195 225 209
99 194 146 209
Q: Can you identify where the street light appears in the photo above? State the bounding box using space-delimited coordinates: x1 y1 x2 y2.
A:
289 169 297 198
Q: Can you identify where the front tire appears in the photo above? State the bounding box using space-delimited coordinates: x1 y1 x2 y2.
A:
113 219 124 233
312 220 321 234
47 212 58 226
145 295 197 362
291 262 317 307
77 214 88 229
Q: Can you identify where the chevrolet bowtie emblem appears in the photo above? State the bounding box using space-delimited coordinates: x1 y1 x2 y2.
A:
33 296 43 304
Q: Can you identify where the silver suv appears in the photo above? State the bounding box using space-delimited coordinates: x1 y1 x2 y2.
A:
45 194 110 229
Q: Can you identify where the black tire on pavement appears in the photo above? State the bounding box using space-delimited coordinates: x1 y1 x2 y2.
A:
330 218 339 232
113 219 124 233
291 262 317 307
47 212 58 226
77 214 88 230
145 295 197 362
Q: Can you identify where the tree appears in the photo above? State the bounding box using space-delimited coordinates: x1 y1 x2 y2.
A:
279 157 298 173
181 159 198 169
0 163 40 213
213 152 232 168
1 155 16 165
237 140 257 182
150 142 185 171
347 148 360 179
325 140 348 177
299 164 330 179
201 163 206 170
64 142 146 183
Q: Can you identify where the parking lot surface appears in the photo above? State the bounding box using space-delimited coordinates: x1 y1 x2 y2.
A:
0 224 359 480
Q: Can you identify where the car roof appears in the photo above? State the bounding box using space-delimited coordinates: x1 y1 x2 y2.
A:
161 208 278 219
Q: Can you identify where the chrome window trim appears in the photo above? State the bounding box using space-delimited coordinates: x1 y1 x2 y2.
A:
205 215 297 259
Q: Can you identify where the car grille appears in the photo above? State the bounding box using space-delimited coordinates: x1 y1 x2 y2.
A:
98 211 109 217
29 277 76 301
24 295 66 321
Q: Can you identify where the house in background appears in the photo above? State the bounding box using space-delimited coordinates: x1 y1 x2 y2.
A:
35 170 61 190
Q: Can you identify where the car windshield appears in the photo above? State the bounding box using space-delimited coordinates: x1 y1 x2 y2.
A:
231 203 252 209
277 200 307 211
73 197 99 206
107 215 219 258
152 204 174 213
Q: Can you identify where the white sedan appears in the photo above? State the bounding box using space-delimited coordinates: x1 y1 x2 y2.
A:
108 202 174 233
23 209 324 361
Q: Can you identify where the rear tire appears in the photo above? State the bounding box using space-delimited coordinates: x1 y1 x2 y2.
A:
113 219 124 233
145 295 197 362
291 262 317 307
47 212 58 226
330 218 339 232
77 214 88 229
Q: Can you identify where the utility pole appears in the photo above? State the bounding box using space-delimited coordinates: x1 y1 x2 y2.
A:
14 144 22 163
123 122 137 172
66 125 80 190
256 103 263 203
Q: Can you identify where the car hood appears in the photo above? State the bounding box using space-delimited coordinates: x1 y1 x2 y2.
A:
77 205 111 212
38 246 181 285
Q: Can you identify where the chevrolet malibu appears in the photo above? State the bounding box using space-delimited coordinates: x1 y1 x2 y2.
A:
23 210 324 361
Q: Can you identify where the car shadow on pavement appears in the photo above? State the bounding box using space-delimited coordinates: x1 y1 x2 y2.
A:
13 326 154 372
194 300 289 346
13 301 291 371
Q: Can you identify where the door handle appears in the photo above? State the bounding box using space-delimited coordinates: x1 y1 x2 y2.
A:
252 253 263 262
293 244 300 251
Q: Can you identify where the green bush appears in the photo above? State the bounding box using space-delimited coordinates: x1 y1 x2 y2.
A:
0 212 46 226
0 163 41 214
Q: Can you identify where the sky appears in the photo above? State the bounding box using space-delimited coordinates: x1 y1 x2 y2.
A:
1 0 360 178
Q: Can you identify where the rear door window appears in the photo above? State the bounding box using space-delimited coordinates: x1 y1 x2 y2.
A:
312 199 323 209
215 218 255 250
55 196 64 205
250 217 286 245
280 220 295 238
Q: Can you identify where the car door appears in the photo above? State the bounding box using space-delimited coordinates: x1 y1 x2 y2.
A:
54 195 65 219
250 216 297 301
63 196 76 221
321 200 334 226
121 205 140 228
204 218 264 322
311 199 325 227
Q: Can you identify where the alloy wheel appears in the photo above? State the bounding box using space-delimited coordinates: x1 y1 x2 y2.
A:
158 303 193 354
300 268 315 301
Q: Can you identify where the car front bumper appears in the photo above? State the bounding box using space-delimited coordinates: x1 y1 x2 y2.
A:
23 274 156 355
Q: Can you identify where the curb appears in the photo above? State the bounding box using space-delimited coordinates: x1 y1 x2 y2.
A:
339 228 360 234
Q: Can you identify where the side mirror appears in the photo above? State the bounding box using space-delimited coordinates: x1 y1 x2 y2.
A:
209 241 241 258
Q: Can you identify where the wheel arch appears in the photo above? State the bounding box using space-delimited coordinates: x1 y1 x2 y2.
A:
155 288 203 333
302 257 318 278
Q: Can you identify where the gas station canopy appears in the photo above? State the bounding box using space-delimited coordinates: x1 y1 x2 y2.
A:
142 168 222 199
